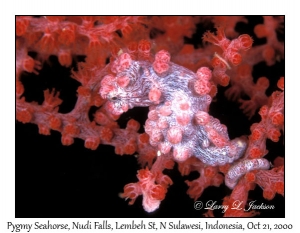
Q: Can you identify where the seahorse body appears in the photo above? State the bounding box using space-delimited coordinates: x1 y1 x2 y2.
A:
99 52 247 165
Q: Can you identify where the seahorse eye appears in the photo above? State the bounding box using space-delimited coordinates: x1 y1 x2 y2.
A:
139 67 144 76
111 96 118 101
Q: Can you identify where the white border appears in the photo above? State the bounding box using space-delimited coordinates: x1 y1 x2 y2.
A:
1 0 299 232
